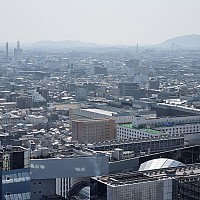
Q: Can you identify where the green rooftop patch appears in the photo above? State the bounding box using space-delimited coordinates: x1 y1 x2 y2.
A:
120 124 160 134
142 129 160 134
122 123 133 128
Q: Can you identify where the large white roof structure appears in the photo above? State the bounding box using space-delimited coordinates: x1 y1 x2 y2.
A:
139 158 185 171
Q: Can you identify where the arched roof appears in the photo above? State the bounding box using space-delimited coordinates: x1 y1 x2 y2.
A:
139 158 185 171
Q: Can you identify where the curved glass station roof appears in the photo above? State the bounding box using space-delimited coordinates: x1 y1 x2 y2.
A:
139 158 185 171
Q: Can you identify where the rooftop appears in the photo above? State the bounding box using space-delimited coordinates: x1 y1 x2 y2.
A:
83 108 117 116
121 123 161 134
95 163 200 186
141 128 160 134
88 134 183 147
31 147 105 159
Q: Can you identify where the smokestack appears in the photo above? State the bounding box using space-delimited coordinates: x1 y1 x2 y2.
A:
6 42 9 58
17 40 20 50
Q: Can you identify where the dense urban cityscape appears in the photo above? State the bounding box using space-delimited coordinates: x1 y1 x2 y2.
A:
0 37 200 199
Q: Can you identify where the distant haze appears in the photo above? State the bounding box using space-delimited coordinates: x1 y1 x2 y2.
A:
1 0 200 45
159 34 200 48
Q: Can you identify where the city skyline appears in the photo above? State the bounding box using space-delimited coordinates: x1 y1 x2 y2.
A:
1 3 200 198
1 0 200 45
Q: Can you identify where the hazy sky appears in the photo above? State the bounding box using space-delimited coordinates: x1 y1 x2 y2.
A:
1 0 200 45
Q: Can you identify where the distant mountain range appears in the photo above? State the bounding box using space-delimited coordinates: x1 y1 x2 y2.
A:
25 35 200 49
1 34 200 49
25 40 98 48
159 34 200 48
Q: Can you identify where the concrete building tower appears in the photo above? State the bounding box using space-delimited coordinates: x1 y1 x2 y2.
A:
14 40 22 61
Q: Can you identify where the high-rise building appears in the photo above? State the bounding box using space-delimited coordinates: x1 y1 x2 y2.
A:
118 82 139 96
72 118 116 143
94 66 107 75
13 40 22 61
75 87 88 101
13 48 18 61
16 96 33 109
125 59 140 75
